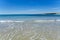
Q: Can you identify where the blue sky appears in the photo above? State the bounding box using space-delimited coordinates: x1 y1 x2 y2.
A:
0 0 60 14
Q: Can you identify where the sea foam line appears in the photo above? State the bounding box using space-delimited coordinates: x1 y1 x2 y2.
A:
0 20 24 22
0 19 60 23
34 19 60 22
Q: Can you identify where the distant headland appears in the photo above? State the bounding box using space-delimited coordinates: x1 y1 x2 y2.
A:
0 13 60 16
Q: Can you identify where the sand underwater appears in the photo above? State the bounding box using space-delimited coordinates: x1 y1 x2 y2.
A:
0 20 60 40
0 15 60 40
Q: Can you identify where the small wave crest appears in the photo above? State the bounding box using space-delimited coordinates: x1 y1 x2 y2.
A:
0 19 60 23
0 20 24 22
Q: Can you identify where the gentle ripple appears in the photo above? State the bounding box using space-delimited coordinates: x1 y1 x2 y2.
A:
0 20 60 40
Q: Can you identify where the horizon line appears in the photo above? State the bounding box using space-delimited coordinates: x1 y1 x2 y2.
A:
0 13 60 16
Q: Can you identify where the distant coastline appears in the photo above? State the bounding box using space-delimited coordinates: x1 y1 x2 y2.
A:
0 13 60 16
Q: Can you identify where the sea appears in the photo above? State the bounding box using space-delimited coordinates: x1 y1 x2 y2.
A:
0 14 60 40
0 14 60 20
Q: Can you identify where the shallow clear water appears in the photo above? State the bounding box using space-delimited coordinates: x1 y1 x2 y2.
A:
0 16 60 40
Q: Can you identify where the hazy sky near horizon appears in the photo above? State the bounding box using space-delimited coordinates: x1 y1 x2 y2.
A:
0 0 60 14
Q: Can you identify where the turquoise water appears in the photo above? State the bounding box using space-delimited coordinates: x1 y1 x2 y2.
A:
0 16 60 20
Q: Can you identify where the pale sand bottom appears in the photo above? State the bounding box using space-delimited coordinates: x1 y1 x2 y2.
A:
0 20 60 40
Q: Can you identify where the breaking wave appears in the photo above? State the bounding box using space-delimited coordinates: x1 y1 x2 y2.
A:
0 19 60 23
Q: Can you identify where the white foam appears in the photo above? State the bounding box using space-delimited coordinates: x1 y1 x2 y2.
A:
0 20 24 22
0 20 13 22
0 19 60 23
56 19 60 21
14 21 24 22
34 20 55 22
